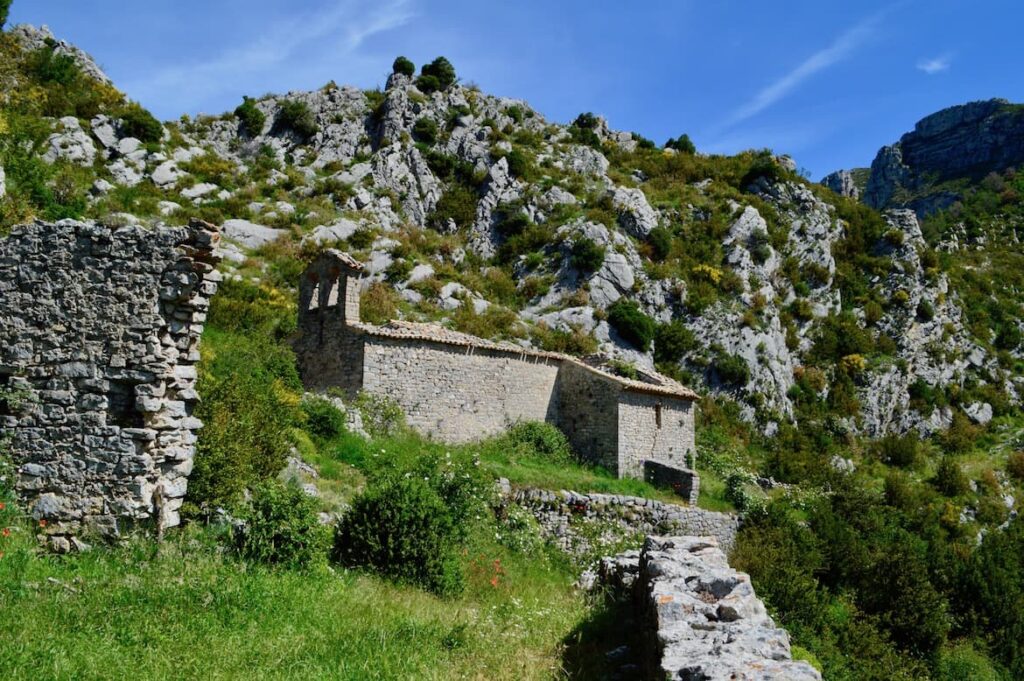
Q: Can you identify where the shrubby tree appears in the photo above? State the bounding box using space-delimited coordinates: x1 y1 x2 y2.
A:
234 96 265 137
392 55 415 77
665 133 696 154
0 0 12 30
417 56 456 92
607 299 656 351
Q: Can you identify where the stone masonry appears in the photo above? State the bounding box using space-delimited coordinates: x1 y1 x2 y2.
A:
0 219 221 551
295 250 701 495
602 536 821 680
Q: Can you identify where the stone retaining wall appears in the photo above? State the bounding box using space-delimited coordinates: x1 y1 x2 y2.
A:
603 536 821 680
0 219 221 550
510 486 738 552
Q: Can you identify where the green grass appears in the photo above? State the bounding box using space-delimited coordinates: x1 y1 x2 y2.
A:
0 524 595 680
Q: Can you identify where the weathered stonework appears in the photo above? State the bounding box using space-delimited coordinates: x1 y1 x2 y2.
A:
511 487 738 552
603 536 821 680
295 250 701 493
0 219 221 551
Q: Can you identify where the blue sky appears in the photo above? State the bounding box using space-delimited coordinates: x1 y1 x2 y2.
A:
9 0 1024 178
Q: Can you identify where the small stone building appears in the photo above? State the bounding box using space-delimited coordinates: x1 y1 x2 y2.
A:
295 250 701 500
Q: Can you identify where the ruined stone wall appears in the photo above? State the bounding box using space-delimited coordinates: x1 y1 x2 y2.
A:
362 337 561 442
512 487 738 553
294 311 365 397
554 362 620 471
617 392 695 478
0 219 220 551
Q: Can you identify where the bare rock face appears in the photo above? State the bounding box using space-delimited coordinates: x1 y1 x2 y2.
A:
821 169 860 199
10 24 112 84
43 117 97 167
862 99 1024 215
608 186 659 238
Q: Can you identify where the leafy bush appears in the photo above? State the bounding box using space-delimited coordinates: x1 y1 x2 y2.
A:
392 55 415 77
420 57 457 90
0 0 11 29
118 102 163 143
234 96 265 136
335 477 463 595
917 299 936 322
428 184 478 231
360 281 399 325
276 100 318 139
233 480 331 569
665 133 696 154
412 117 438 145
1008 451 1024 481
942 411 979 454
648 226 672 260
353 392 405 438
654 321 695 365
607 299 656 351
875 434 920 468
414 74 441 94
503 421 574 465
573 112 598 129
712 347 750 386
301 395 346 439
569 238 605 273
933 457 969 497
502 148 532 179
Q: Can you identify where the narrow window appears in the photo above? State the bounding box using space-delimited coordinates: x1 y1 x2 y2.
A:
308 282 320 310
655 403 663 429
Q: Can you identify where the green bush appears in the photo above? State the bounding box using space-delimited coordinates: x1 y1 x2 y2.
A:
876 434 920 468
917 299 936 322
607 299 656 351
353 392 405 438
933 457 969 497
276 100 318 139
0 0 11 29
569 237 605 273
665 133 696 154
654 321 695 365
1007 451 1024 481
301 396 346 439
712 347 750 386
392 55 415 77
335 477 463 595
412 117 438 145
415 74 441 94
936 644 1004 681
648 226 672 260
118 102 163 143
503 421 574 465
428 185 478 231
420 57 457 90
503 148 531 179
233 480 331 569
27 47 79 85
234 96 265 136
573 112 598 129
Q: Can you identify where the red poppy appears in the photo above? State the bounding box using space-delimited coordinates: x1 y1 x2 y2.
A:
38 519 47 528
1 528 9 538
489 576 499 588
0 502 6 510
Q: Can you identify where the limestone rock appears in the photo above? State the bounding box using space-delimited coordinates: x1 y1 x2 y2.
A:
608 185 658 238
43 117 97 167
222 219 285 249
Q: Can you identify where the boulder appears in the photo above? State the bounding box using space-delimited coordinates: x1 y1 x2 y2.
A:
221 219 285 249
43 117 97 167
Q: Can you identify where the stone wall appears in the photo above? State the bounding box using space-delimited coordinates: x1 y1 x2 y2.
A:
554 361 620 470
362 337 560 442
511 486 738 553
617 391 694 479
601 536 821 680
0 219 220 550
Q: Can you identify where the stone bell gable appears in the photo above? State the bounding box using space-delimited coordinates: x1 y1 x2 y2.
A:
295 251 701 502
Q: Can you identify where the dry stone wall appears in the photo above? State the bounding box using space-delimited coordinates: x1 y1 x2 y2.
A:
618 391 695 479
0 219 221 551
511 486 738 553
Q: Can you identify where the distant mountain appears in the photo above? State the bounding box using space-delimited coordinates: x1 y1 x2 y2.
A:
826 99 1024 216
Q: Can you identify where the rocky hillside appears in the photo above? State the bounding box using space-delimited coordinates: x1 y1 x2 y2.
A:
824 99 1024 215
1 24 1019 439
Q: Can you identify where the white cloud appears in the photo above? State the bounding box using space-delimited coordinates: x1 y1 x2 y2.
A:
124 0 414 114
718 12 883 130
916 55 952 75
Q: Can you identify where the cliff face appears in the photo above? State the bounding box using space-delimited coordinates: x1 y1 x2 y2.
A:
859 99 1024 214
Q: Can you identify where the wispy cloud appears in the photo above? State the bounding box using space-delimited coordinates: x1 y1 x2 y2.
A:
916 54 952 75
124 0 415 114
717 11 885 131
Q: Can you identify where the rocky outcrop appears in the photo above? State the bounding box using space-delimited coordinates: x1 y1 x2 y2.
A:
602 536 821 680
820 169 861 199
856 99 1024 215
10 24 112 84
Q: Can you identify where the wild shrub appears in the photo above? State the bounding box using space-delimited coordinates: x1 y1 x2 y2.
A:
415 74 441 94
1007 451 1024 481
412 117 438 145
647 226 672 260
917 299 936 322
234 96 265 136
942 411 979 454
428 185 477 231
933 457 969 497
712 347 750 386
118 102 163 143
607 299 656 351
503 421 574 464
360 281 399 325
276 100 318 139
0 0 12 28
335 477 463 595
653 320 695 365
301 395 346 439
568 237 605 273
419 57 456 90
876 434 920 468
233 480 331 569
502 148 532 179
353 392 405 438
392 55 415 77
665 133 696 154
